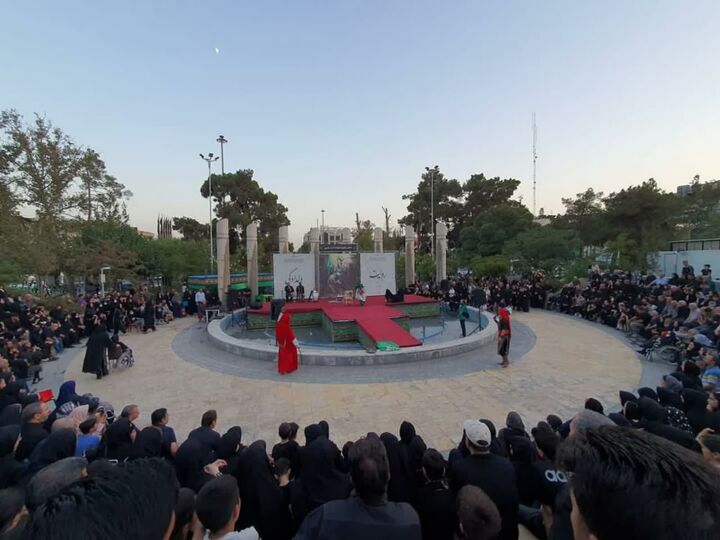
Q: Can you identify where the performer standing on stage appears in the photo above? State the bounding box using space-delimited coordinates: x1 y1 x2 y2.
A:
276 304 299 374
494 304 511 368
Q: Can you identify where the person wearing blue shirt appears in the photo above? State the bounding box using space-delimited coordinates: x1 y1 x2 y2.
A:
75 416 101 457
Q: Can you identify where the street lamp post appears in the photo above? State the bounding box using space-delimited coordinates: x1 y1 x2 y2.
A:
425 165 438 265
321 209 325 243
216 135 227 174
200 153 219 274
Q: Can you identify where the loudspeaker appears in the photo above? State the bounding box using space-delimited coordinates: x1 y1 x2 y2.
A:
271 299 285 321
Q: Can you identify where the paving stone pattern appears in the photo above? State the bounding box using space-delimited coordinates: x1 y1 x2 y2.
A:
62 311 643 453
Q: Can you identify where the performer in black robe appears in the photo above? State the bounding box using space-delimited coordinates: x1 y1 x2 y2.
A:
82 325 113 379
143 300 156 332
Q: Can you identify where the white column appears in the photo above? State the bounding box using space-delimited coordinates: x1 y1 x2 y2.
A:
278 225 289 254
246 221 259 299
216 218 230 308
405 225 416 287
435 222 448 282
373 227 384 253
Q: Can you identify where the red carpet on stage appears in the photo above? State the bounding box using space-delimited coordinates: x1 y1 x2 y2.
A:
248 295 434 347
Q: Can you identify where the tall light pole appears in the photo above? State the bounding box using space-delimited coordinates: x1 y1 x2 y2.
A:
425 165 438 263
216 135 227 174
321 209 325 242
200 153 219 274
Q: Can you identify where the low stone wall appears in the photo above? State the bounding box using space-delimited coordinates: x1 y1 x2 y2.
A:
209 307 497 366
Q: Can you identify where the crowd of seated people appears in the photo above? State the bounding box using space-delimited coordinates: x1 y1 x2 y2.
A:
549 264 720 362
0 286 191 390
2 359 720 539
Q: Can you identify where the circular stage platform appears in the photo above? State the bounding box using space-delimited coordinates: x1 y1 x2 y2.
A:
208 295 498 365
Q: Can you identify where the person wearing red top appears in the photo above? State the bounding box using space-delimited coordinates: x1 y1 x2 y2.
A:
494 306 512 368
275 305 299 374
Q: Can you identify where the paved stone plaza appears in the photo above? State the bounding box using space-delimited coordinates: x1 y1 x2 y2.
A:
62 311 644 451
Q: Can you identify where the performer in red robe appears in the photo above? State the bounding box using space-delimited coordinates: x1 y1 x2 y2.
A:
275 305 299 374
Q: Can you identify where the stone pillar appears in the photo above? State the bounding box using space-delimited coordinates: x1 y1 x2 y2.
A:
373 227 384 253
435 222 448 283
216 218 230 309
278 225 289 254
309 227 320 254
404 225 416 287
246 221 259 299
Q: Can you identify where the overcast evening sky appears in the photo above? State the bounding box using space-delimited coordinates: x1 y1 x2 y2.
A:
3 1 719 245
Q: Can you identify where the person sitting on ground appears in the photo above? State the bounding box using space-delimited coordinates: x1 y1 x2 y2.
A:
152 407 178 458
385 288 406 303
701 351 720 392
75 416 102 458
295 434 421 540
456 485 502 540
449 419 518 540
414 448 455 540
195 475 259 540
25 456 87 512
20 458 179 540
558 426 720 540
272 422 301 479
15 402 50 461
120 404 141 434
188 410 221 461
355 286 367 306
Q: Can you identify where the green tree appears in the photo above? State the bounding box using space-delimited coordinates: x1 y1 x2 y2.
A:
606 233 641 270
503 227 581 273
681 175 720 238
202 169 290 267
554 188 606 247
469 255 509 278
353 219 375 251
602 179 684 263
461 174 522 223
71 149 132 222
399 166 463 252
415 253 434 282
172 216 209 241
458 205 534 261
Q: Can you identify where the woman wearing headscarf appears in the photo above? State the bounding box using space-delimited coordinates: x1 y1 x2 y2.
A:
26 428 77 476
82 324 113 380
498 411 529 455
175 439 213 493
99 417 135 462
507 436 537 506
0 426 25 488
131 427 164 459
143 298 156 333
236 440 293 539
399 421 426 489
276 305 299 374
481 418 508 457
494 306 512 367
217 426 244 474
683 388 711 435
291 431 352 528
55 381 82 409
638 397 698 451
657 387 693 434
380 432 415 504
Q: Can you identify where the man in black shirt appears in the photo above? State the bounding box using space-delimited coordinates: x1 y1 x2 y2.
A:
449 420 518 540
188 410 221 461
